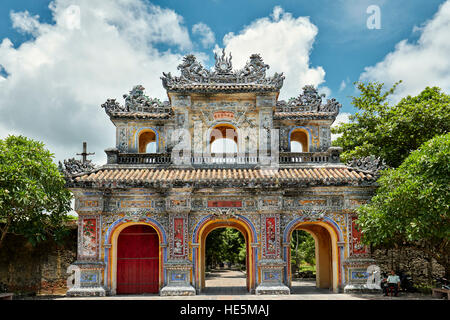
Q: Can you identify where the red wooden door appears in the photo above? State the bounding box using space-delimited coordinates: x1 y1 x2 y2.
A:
117 225 159 294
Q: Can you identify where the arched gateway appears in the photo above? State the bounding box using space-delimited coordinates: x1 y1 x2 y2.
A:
193 215 258 293
63 51 380 297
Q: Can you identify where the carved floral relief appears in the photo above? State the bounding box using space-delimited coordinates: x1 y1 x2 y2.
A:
81 218 98 257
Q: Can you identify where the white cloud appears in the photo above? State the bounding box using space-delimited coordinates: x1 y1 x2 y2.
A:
272 5 284 21
318 86 331 99
10 10 43 36
360 0 450 100
339 80 346 92
0 0 194 165
222 6 325 99
192 22 215 48
331 112 351 141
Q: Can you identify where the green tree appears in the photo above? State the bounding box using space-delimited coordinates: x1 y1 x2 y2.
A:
0 135 72 248
357 133 450 278
205 228 246 268
290 230 315 275
332 82 450 167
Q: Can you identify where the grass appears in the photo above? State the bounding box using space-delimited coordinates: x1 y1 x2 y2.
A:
299 264 316 273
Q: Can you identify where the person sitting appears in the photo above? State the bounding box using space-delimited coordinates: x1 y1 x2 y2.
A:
383 270 401 296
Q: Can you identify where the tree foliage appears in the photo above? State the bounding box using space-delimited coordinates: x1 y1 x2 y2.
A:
332 82 450 167
290 230 315 274
0 135 72 248
205 228 246 269
357 133 450 277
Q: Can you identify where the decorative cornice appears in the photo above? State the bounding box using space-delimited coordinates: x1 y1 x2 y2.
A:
209 207 242 219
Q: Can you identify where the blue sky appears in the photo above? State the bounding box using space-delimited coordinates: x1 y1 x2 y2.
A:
0 0 449 164
0 0 444 111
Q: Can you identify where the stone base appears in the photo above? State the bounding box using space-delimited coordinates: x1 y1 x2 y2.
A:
160 285 196 296
344 284 382 294
255 284 290 295
66 287 106 297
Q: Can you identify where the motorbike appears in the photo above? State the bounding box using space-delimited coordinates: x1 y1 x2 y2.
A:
436 277 450 290
0 282 7 293
398 270 416 293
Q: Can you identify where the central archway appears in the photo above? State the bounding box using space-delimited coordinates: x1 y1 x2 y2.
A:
193 217 257 293
210 123 238 154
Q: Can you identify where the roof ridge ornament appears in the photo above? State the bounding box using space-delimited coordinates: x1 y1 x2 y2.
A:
101 85 171 117
276 85 342 116
161 50 285 91
214 48 233 74
58 158 96 177
347 155 388 175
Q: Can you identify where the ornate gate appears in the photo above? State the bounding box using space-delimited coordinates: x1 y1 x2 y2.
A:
117 225 159 294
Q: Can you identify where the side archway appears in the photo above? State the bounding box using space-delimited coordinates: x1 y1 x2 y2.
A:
104 218 167 295
289 128 309 152
138 129 157 153
283 218 343 292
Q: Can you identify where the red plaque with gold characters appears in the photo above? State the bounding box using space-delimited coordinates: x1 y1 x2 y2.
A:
213 111 235 120
207 200 242 208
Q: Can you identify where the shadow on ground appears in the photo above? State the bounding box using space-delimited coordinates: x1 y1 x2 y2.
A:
290 280 332 295
203 269 329 296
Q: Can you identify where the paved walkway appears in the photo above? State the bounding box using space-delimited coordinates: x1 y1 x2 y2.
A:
202 269 249 295
53 269 436 300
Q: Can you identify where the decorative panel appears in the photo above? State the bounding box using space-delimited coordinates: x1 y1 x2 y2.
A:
170 215 188 259
349 215 368 256
79 217 100 259
261 214 281 259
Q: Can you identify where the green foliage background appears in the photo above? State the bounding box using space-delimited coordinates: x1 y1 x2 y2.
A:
290 230 315 275
357 133 450 275
333 82 450 278
0 135 72 248
332 83 450 167
205 228 246 269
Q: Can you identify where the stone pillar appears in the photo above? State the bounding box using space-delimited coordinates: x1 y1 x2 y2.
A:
160 212 196 296
343 214 381 293
257 94 275 166
343 258 381 293
328 146 343 163
116 125 128 152
319 126 331 151
192 119 204 164
279 127 289 152
282 241 292 288
105 148 119 164
170 94 191 165
66 214 106 297
255 213 290 294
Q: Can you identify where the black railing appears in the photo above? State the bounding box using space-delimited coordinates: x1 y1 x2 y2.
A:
117 153 171 164
279 152 329 164
114 151 333 165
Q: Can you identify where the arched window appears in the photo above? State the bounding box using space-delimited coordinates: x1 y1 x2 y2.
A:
290 129 308 152
138 130 157 153
210 124 238 154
